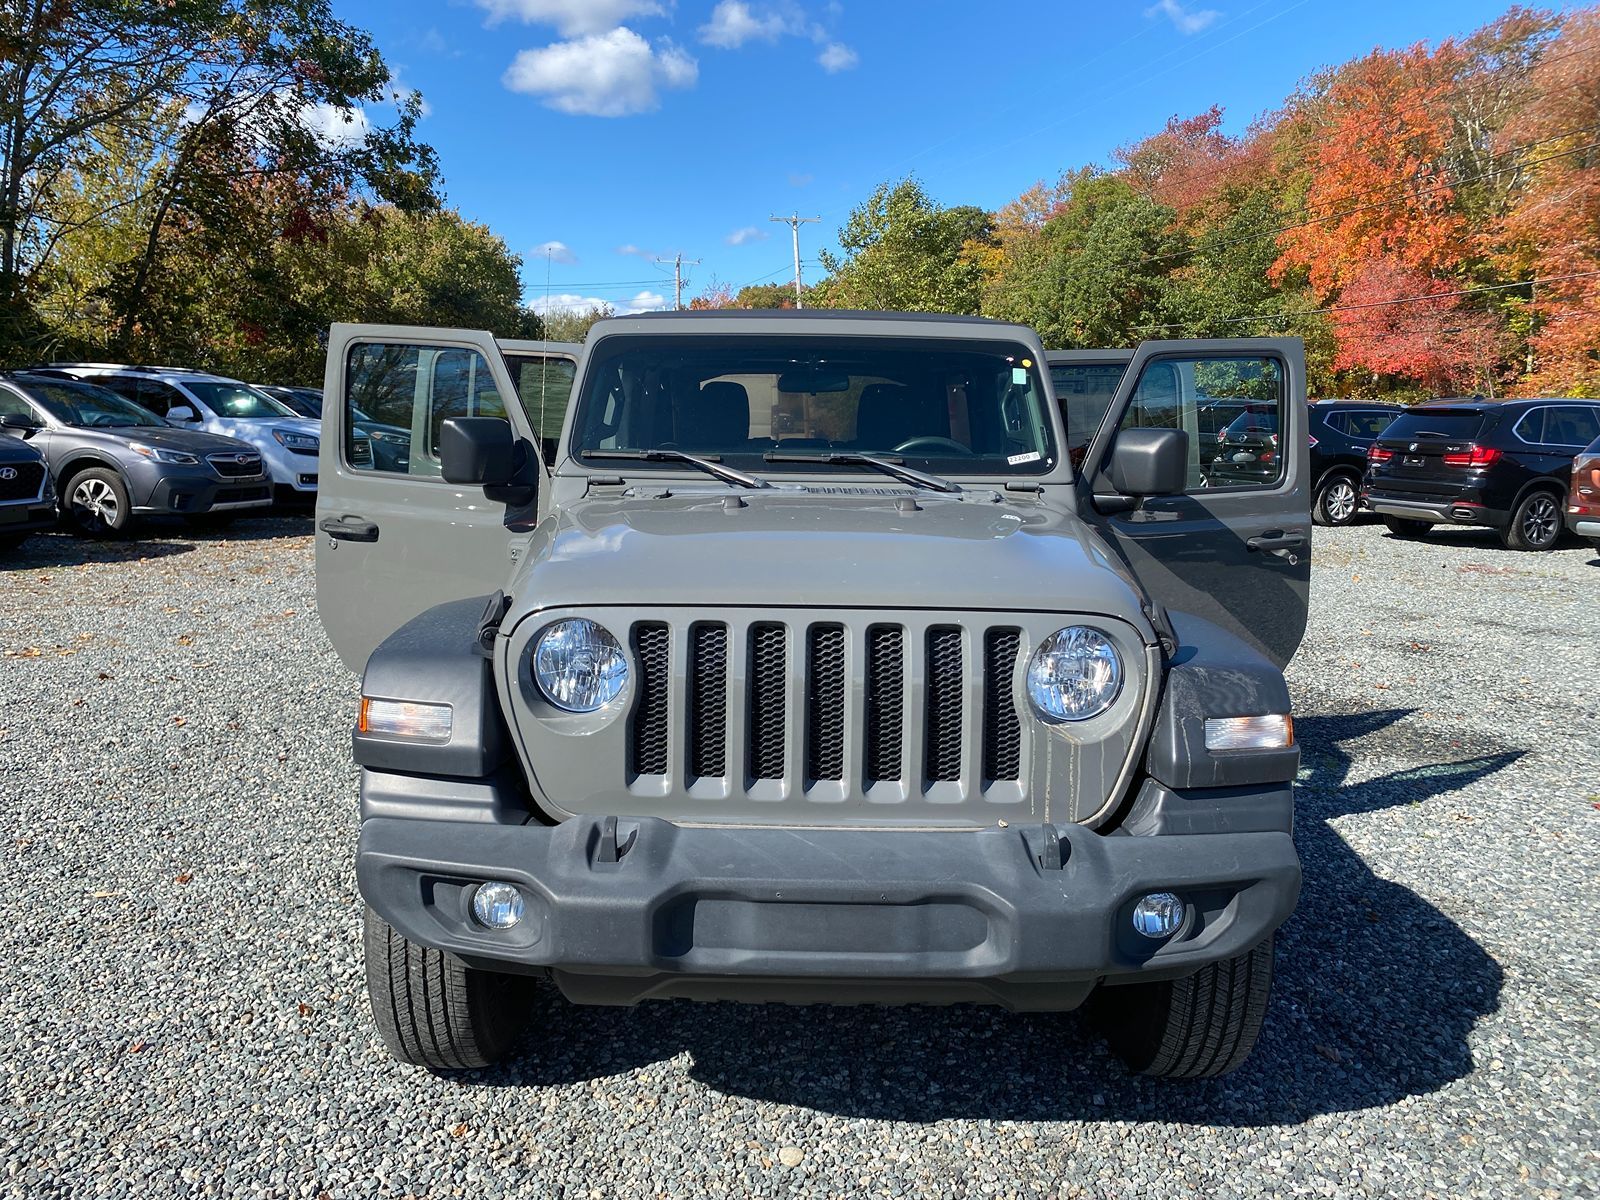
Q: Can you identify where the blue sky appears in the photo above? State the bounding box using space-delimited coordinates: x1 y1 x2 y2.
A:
337 0 1521 316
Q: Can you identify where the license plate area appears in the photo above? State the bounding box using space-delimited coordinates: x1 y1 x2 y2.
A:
0 506 29 525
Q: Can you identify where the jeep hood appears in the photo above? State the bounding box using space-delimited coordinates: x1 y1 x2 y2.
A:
508 489 1151 631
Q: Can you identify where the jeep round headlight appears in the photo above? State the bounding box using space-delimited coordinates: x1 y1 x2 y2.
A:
531 618 628 712
1026 626 1122 722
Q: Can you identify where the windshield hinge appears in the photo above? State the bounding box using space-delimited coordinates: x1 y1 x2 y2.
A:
1003 481 1043 494
474 591 512 658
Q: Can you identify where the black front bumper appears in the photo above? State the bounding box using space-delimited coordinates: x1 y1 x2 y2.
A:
138 474 273 515
0 500 57 535
357 813 1300 1011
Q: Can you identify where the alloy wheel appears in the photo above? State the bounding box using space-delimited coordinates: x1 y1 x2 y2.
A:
1522 496 1559 547
71 477 118 532
1326 479 1357 524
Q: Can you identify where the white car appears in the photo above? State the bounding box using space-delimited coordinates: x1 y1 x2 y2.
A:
51 364 322 504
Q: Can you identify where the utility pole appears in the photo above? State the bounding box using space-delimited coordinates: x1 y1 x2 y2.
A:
770 213 819 307
655 252 701 310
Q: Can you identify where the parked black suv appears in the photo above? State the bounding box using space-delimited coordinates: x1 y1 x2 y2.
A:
0 434 55 549
1308 400 1403 526
1363 398 1600 550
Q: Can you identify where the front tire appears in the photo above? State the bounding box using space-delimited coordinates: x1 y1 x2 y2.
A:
363 906 534 1071
1312 473 1361 527
65 467 134 537
1090 936 1275 1079
1381 515 1431 539
1500 490 1563 551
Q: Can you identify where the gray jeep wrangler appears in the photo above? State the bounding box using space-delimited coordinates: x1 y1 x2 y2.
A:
314 312 1309 1079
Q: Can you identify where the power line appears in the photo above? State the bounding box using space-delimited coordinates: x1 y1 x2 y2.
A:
770 214 820 306
1134 269 1600 333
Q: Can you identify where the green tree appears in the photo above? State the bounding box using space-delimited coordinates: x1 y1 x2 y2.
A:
813 178 991 313
541 304 613 344
985 175 1186 348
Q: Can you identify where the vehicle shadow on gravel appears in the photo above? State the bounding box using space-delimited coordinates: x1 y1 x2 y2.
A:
477 708 1511 1125
0 517 312 569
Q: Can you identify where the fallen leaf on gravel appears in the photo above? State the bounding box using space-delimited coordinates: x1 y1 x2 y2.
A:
298 1002 313 1017
450 1123 468 1138
172 716 186 726
127 1039 148 1054
1374 682 1390 690
96 671 112 680
174 873 192 884
1315 1044 1342 1063
90 889 123 898
175 635 195 646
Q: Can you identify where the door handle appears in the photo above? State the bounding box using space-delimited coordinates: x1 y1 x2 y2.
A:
1246 531 1306 553
319 516 379 543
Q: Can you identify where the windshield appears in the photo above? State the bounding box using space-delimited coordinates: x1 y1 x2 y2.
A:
269 388 322 418
572 336 1058 477
1222 408 1279 438
1382 410 1487 441
183 381 298 420
23 379 167 428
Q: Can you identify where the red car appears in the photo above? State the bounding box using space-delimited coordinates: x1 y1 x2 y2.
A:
1567 433 1600 549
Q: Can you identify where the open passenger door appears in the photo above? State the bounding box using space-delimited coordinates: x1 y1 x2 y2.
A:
315 324 576 671
1077 338 1310 668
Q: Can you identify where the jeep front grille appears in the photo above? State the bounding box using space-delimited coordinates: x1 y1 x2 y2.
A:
627 615 1025 795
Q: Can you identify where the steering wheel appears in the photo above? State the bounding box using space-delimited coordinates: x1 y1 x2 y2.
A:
84 413 118 427
892 436 973 456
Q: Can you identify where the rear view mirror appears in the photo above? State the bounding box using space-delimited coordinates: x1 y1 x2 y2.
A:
1109 427 1189 497
440 416 516 486
167 405 198 423
776 367 850 394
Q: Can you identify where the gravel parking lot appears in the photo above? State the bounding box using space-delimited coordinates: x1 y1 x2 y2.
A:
3 517 1597 1199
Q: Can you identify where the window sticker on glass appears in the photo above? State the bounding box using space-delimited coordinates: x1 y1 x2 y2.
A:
1012 367 1028 386
1008 450 1041 465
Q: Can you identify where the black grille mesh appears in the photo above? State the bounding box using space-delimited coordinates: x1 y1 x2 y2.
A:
748 624 787 779
865 626 905 783
806 625 846 781
983 629 1023 781
630 623 669 775
0 461 45 502
689 624 728 778
925 628 964 782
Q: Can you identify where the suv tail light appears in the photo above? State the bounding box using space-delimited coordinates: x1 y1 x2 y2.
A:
1441 445 1501 468
1367 444 1394 464
1573 454 1600 515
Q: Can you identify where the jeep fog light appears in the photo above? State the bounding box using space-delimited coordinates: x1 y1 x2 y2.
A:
471 881 524 930
1132 892 1186 939
532 618 628 712
1204 714 1294 752
1026 626 1122 721
358 698 452 742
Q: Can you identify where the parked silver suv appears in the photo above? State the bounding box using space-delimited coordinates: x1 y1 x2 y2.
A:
316 315 1308 1079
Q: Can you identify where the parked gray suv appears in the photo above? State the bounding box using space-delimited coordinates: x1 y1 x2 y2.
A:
316 315 1308 1079
0 373 271 535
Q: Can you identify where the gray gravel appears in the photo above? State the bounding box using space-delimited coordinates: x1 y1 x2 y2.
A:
2 515 1597 1199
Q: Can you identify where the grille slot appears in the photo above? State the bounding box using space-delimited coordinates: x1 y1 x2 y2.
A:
629 623 670 776
748 624 787 780
925 628 964 782
806 625 846 781
983 629 1023 781
864 626 905 783
688 624 728 778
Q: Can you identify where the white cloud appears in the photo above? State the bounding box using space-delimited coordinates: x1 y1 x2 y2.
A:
616 243 649 258
817 41 857 72
725 226 768 246
699 1 794 48
788 171 813 188
503 28 697 117
533 289 664 315
477 0 663 36
300 103 371 149
1145 0 1220 34
532 240 578 264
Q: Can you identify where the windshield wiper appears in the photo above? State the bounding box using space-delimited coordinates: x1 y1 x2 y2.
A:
763 450 958 493
587 448 768 489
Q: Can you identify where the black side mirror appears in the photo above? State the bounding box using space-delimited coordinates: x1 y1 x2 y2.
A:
1109 427 1189 497
441 417 516 485
0 413 41 431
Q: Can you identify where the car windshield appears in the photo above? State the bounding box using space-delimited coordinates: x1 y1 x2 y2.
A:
269 388 322 418
572 335 1058 477
183 381 297 419
1222 408 1279 437
23 379 166 428
1382 410 1487 440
